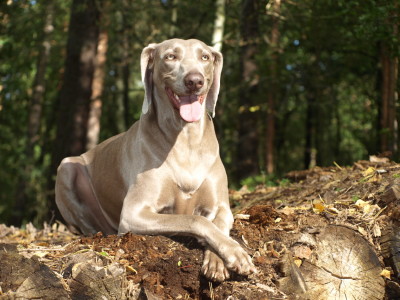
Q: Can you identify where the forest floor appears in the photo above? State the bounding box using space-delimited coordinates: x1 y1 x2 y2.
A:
1 158 400 299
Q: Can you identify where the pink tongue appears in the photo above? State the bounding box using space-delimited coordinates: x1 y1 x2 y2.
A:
179 95 203 122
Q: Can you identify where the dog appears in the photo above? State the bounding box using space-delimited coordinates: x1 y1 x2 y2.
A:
55 39 256 282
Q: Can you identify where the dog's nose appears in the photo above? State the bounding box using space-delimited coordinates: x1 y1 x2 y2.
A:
184 73 204 92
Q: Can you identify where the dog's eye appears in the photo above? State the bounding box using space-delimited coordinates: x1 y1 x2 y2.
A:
165 54 176 61
201 54 210 61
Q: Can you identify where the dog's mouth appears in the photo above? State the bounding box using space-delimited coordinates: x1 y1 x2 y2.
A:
165 87 206 123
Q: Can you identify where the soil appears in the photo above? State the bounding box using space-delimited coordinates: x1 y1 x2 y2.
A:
1 159 400 299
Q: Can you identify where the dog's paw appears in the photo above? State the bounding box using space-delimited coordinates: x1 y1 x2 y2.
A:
202 248 230 282
222 241 258 276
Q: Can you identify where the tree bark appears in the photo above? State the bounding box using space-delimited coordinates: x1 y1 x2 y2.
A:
265 0 281 174
122 7 131 130
169 0 178 37
86 29 109 150
304 91 317 169
211 0 225 52
49 0 100 218
379 44 398 155
237 0 260 181
378 2 398 156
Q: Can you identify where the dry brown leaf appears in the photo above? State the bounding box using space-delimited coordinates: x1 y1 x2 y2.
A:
354 199 369 209
280 206 295 215
372 223 382 237
292 245 312 260
370 155 390 163
358 226 367 236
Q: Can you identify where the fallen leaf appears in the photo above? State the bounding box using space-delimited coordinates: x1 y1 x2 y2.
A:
380 269 391 279
358 226 367 236
370 155 389 163
280 206 295 215
354 200 381 216
355 199 369 209
312 199 325 214
126 265 138 274
294 258 302 267
325 206 339 214
292 245 312 260
362 167 376 177
372 223 382 237
361 167 381 182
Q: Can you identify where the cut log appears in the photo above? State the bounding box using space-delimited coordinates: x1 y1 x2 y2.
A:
65 250 140 299
280 225 385 299
0 250 68 299
380 222 400 300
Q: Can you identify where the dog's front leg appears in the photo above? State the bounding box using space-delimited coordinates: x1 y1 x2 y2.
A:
201 204 257 282
119 206 256 277
202 204 233 282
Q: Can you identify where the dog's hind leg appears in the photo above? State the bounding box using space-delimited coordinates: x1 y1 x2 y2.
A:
55 157 116 235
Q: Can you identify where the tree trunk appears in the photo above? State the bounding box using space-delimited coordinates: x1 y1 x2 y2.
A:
169 0 178 37
211 0 225 52
49 0 100 218
265 0 281 174
86 29 109 150
379 44 398 155
122 6 131 130
237 0 260 181
378 2 398 156
304 91 317 169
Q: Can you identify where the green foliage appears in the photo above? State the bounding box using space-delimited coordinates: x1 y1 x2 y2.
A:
0 0 399 226
239 173 291 191
0 0 71 225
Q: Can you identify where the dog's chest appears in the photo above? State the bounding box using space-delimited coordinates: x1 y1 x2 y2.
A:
168 128 216 193
162 177 217 218
172 161 207 194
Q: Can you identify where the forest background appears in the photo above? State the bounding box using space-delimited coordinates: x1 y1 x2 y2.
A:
0 0 399 227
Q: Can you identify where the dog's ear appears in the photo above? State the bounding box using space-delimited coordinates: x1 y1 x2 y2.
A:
206 48 223 118
141 43 157 115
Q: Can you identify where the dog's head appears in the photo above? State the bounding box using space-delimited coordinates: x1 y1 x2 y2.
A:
140 39 223 122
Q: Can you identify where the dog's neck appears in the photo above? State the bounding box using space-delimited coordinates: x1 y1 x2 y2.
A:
145 87 212 146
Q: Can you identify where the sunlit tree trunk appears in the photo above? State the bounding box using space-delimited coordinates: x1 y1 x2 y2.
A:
265 0 281 174
86 28 109 150
121 2 131 129
304 90 317 169
169 0 178 37
212 0 225 52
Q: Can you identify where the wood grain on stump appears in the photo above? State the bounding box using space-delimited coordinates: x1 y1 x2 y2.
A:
281 225 385 300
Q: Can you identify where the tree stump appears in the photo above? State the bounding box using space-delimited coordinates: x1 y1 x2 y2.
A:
0 250 68 299
280 225 385 299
